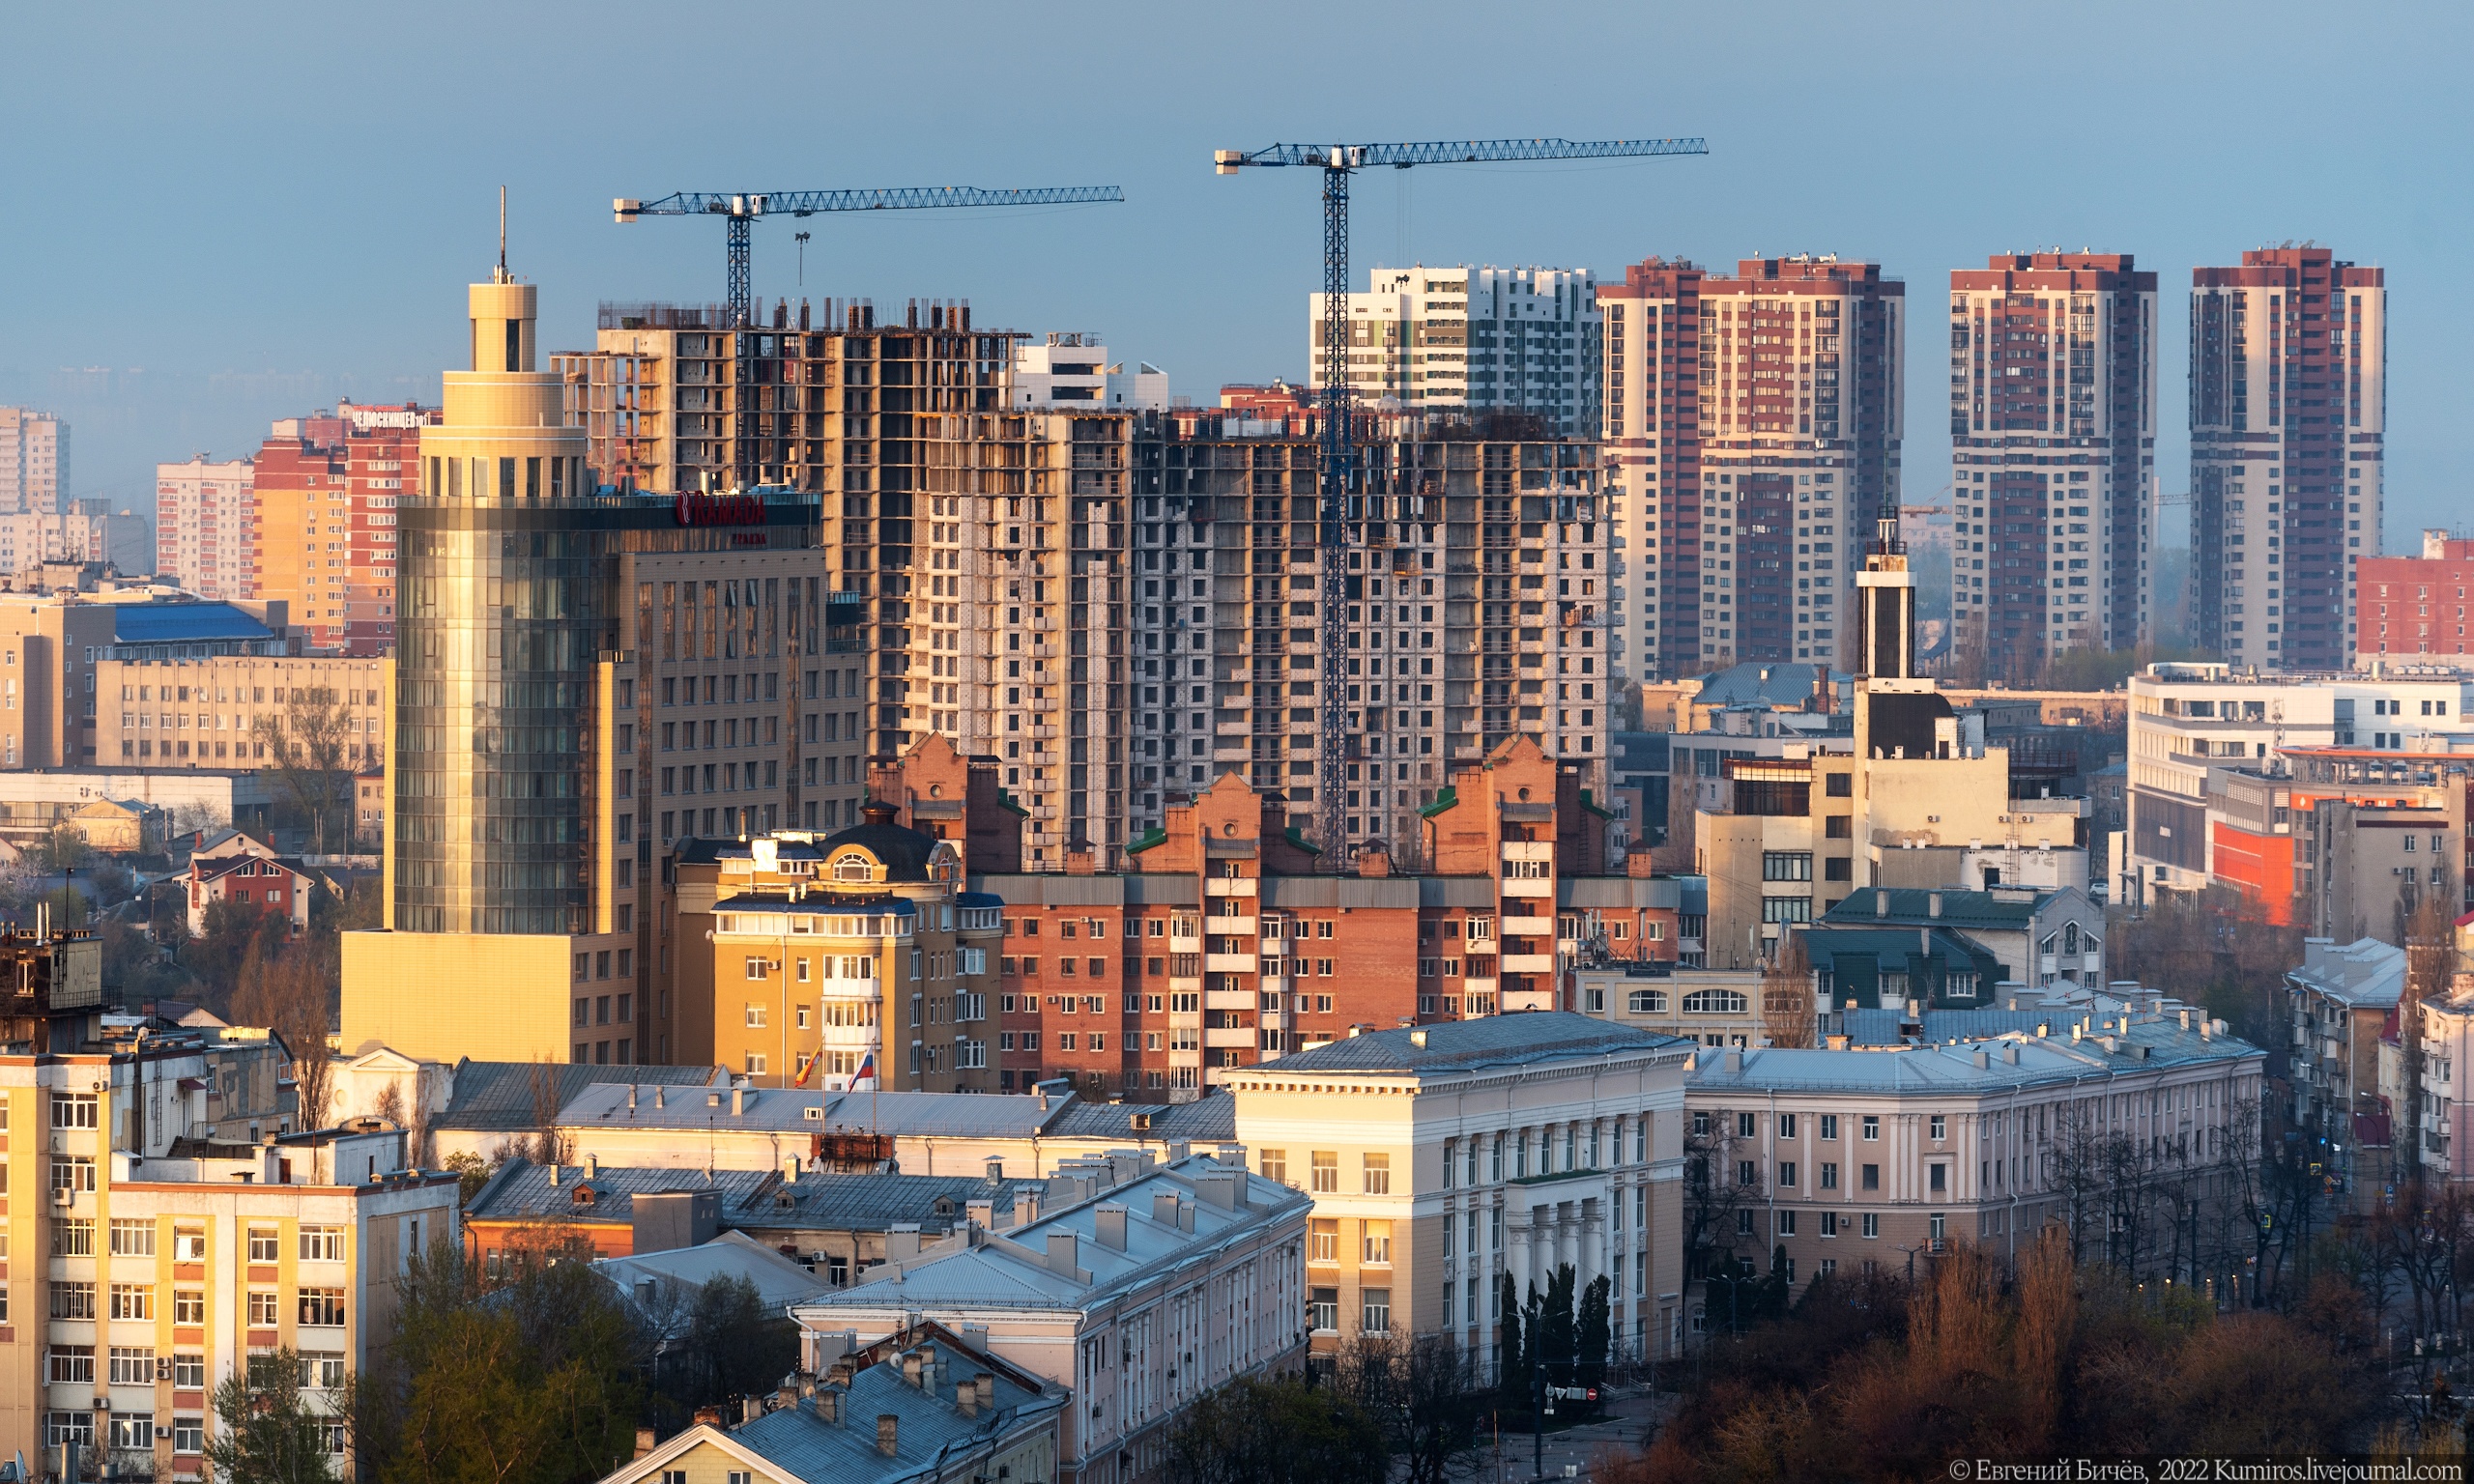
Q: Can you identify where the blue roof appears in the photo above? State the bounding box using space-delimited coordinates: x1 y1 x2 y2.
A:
111 604 273 644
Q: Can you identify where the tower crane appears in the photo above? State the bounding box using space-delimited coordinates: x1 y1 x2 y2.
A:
616 184 1124 486
1211 136 1706 862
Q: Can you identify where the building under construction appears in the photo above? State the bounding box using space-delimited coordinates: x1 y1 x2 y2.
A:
559 304 1612 870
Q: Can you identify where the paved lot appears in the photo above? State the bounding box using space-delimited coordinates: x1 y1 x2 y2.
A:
1445 1387 1668 1482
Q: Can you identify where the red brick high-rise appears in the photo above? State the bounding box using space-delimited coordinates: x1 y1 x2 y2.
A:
1948 253 2158 680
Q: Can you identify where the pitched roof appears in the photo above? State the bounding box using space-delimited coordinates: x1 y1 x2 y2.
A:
819 819 942 881
1254 1011 1688 1077
2287 936 2407 1009
1044 1095 1235 1144
717 1333 1062 1483
1822 885 2076 931
434 1061 725 1133
1692 661 1847 709
597 1231 833 1309
1688 1020 2262 1096
556 1082 1076 1140
465 1157 1046 1236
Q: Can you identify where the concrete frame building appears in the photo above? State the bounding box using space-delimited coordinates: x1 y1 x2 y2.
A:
1310 265 1601 439
154 457 257 600
1948 253 2159 679
1227 1012 1692 1372
1009 333 1168 413
1600 256 1904 683
2190 247 2387 671
0 408 69 515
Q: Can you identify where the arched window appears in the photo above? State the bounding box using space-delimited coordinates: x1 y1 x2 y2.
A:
1682 989 1747 1014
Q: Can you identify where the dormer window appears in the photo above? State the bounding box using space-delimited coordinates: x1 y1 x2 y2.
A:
833 855 875 883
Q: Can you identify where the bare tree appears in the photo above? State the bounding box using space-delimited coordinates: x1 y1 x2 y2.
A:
234 944 333 1129
528 1060 573 1166
1760 931 1815 1048
1333 1333 1489 1484
1683 1109 1767 1332
251 685 355 854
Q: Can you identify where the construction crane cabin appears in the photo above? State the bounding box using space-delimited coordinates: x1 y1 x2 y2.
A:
614 184 1124 487
1210 136 1706 863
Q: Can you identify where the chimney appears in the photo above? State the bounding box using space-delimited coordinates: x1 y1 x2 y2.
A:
1013 1189 1042 1227
1721 1046 1742 1073
654 1085 665 1110
732 1087 746 1116
1926 892 1942 918
877 1414 900 1457
813 1388 842 1425
975 1373 995 1413
902 1349 926 1388
1047 1231 1080 1275
741 1396 763 1425
1627 849 1657 878
585 1153 598 1178
627 1085 638 1111
957 1375 978 1418
985 1156 1005 1181
2429 528 2451 560
966 1198 995 1228
633 1426 657 1459
1874 890 1889 917
1065 839 1097 875
1094 1203 1128 1250
548 1163 561 1186
1153 1191 1182 1226
1357 842 1391 877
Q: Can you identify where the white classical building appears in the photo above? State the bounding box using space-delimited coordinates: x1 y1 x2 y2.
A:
1225 1012 1694 1376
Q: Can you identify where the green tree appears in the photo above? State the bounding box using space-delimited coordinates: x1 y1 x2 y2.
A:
203 1347 336 1484
1576 1273 1612 1387
1497 1271 1524 1392
30 820 92 876
359 1232 643 1484
1538 1264 1578 1386
1164 1373 1388 1484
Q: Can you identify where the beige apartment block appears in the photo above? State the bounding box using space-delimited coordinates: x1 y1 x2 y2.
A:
0 409 70 515
1226 1013 1692 1376
1683 1015 2263 1321
93 653 387 771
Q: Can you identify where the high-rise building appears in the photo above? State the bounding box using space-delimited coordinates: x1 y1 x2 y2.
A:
555 298 1009 497
155 456 257 598
1601 256 1903 682
1310 265 1601 438
341 268 864 1070
0 407 69 514
250 403 433 653
2359 530 2474 665
1947 253 2158 680
2191 247 2387 671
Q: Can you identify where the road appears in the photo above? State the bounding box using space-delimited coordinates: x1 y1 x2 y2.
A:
1447 1388 1667 1482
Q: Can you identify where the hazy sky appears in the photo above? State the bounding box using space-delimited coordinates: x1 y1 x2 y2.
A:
7 1 2468 544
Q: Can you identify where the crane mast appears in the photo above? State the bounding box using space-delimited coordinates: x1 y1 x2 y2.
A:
1211 136 1706 865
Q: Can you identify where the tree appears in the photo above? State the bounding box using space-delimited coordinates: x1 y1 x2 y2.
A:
1759 930 1815 1047
189 897 288 1013
1576 1274 1612 1386
1496 1271 1524 1392
358 1232 643 1484
252 685 356 854
1334 1333 1487 1484
234 940 334 1129
1683 1112 1766 1328
30 819 91 877
1537 1264 1578 1387
203 1347 337 1484
1164 1373 1389 1484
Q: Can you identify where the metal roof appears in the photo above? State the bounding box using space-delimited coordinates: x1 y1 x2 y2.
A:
557 1082 1078 1140
1822 886 2076 931
109 603 273 644
2287 936 2406 1009
705 1335 1062 1483
434 1061 725 1133
465 1157 1050 1237
1251 1011 1688 1077
1044 1095 1235 1144
597 1231 833 1309
1687 1021 2261 1097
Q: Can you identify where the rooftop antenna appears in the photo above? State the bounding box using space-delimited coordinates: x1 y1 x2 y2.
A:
497 186 508 280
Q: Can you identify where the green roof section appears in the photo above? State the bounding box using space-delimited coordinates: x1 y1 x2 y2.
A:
996 789 1029 817
1418 785 1460 819
1124 825 1168 856
1578 787 1613 820
1283 825 1321 856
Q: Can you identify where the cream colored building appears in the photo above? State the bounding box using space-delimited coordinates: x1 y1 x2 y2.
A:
1309 264 1601 438
94 653 388 772
1225 1011 1693 1374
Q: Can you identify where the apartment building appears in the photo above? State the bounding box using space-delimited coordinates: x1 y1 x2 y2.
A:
338 269 864 1071
789 1152 1309 1484
2412 975 2474 1185
1599 255 1904 682
2123 662 2469 899
877 734 1676 1098
555 298 1011 498
250 403 432 655
154 457 257 599
2359 531 2474 666
2191 247 2387 671
1310 265 1601 438
1683 1013 2263 1311
1228 1013 1690 1370
2287 935 2405 1192
1010 332 1168 412
664 817 1005 1091
0 928 460 1476
1947 253 2158 678
0 507 111 580
1822 886 2105 996
0 408 69 514
93 652 387 774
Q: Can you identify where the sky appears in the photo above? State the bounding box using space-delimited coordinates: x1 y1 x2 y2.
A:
5 1 2469 547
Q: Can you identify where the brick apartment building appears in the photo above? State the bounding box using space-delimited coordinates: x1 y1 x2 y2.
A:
864 732 1681 1100
2359 530 2474 666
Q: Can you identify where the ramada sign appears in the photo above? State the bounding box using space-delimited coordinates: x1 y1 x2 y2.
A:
674 493 765 527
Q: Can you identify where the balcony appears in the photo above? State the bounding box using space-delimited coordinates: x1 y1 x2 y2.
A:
1504 915 1555 936
1501 841 1553 863
1205 877 1258 898
1205 987 1253 1011
1464 938 1498 956
1204 1025 1254 1048
1502 953 1556 974
1205 953 1256 974
1503 985 1555 1013
1501 877 1553 899
1461 976 1498 996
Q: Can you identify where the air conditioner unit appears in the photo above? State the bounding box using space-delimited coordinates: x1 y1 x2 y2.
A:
52 1186 73 1206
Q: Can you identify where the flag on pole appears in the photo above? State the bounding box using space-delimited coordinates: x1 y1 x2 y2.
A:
851 1050 877 1090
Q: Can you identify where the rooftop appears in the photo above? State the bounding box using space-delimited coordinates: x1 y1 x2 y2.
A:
431 1060 725 1134
1823 886 2078 931
466 1157 1047 1235
558 1082 1079 1140
1240 1010 1689 1078
1688 1019 2261 1096
2287 936 2407 1010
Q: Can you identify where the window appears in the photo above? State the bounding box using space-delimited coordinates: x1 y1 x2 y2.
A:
298 1289 346 1327
109 1347 156 1385
50 1282 95 1320
1683 988 1747 1014
108 1414 154 1451
1260 1149 1287 1186
1929 1115 1946 1141
51 1092 98 1128
299 1226 343 1263
1929 1164 1947 1193
1861 1163 1880 1190
174 1289 205 1325
57 1219 95 1255
1861 1115 1880 1141
109 1218 156 1256
174 1416 207 1453
1777 1211 1797 1236
1362 1153 1391 1194
1361 1288 1392 1335
1310 1152 1338 1192
1778 1161 1798 1188
1821 1161 1839 1189
1309 1287 1339 1332
1363 1220 1393 1265
1628 988 1669 1013
248 1289 281 1326
1737 1112 1757 1139
1821 1212 1840 1238
1862 1213 1880 1239
49 1345 95 1384
1825 772 1852 797
110 1283 153 1320
248 1227 281 1263
302 1352 346 1390
1761 851 1813 882
1309 1218 1338 1264
174 1353 206 1388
